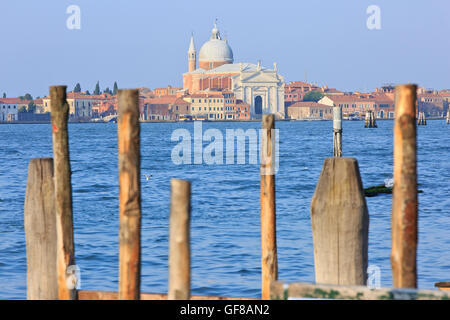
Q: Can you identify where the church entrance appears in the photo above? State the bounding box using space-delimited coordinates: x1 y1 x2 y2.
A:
254 96 263 118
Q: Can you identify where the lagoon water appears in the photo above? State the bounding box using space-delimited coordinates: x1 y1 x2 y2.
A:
0 120 449 299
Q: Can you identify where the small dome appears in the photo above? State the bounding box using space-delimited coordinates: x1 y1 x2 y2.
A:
198 21 233 63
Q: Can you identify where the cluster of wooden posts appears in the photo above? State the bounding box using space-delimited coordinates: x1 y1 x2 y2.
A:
364 110 378 128
24 85 449 300
417 112 427 126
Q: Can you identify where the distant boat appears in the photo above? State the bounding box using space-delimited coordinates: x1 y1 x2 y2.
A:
194 115 207 121
179 115 193 122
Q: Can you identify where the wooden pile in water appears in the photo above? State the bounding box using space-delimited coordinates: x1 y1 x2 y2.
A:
418 111 427 125
364 110 377 128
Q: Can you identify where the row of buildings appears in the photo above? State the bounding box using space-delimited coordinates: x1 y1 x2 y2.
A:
287 85 450 120
3 84 449 123
2 22 449 122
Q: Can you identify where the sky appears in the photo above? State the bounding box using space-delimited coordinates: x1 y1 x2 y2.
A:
0 0 449 98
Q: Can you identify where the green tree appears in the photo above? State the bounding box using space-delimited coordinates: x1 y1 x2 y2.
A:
113 82 118 95
104 87 112 95
27 102 36 113
74 83 81 92
18 106 27 113
20 93 33 101
2 93 5 98
94 81 100 95
303 91 324 102
85 90 91 95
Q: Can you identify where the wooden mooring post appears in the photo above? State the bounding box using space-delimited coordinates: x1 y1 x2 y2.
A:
50 86 77 300
25 158 58 300
168 179 191 300
446 107 450 124
333 105 342 157
392 84 418 289
260 114 278 300
418 112 427 125
310 158 369 285
364 110 377 128
117 89 142 300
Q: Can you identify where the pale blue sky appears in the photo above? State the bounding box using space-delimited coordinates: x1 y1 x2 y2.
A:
0 0 449 97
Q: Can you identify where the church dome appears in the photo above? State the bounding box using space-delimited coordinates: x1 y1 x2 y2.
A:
198 22 233 63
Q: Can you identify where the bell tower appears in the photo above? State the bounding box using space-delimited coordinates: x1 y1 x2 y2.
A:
188 33 196 72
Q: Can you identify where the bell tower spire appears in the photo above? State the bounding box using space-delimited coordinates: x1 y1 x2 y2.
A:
188 33 196 72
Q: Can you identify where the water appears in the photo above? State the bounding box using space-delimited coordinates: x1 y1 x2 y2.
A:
0 120 449 299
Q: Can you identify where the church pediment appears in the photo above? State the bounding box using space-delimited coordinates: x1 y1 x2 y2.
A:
240 71 280 83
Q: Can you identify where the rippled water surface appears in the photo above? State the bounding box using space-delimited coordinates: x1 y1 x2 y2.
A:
0 120 449 299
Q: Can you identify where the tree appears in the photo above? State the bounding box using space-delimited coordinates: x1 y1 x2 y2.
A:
113 82 118 95
104 87 112 95
18 106 27 113
74 83 81 92
303 91 324 102
85 90 91 95
27 102 36 113
94 81 100 95
2 93 5 98
19 93 33 101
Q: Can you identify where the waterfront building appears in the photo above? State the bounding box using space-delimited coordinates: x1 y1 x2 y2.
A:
287 101 333 120
144 96 190 121
151 85 183 98
284 81 343 107
183 91 226 121
42 92 115 118
235 100 250 120
319 93 395 119
0 98 20 121
183 21 285 119
33 98 44 113
418 93 445 116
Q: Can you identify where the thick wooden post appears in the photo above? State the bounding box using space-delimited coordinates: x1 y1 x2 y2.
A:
118 89 141 300
391 84 418 288
25 158 58 300
311 158 369 285
333 105 342 157
260 114 278 300
168 179 191 300
50 86 76 300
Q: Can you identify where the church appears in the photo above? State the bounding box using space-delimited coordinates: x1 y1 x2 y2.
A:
182 21 285 119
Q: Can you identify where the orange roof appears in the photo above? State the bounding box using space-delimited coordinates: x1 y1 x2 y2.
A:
289 101 331 108
189 92 224 98
0 98 31 104
287 81 318 88
326 95 376 103
144 96 178 105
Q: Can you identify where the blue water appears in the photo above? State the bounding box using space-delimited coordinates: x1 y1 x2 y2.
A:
0 120 449 299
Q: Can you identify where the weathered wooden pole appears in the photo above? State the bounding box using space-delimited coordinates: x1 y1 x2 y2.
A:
260 114 278 300
168 179 191 300
446 107 450 124
372 111 378 128
333 105 342 157
391 84 418 289
418 112 427 125
25 158 58 300
50 86 76 300
117 89 142 300
311 158 369 285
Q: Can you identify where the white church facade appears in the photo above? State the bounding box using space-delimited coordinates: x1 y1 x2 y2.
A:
182 21 285 119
